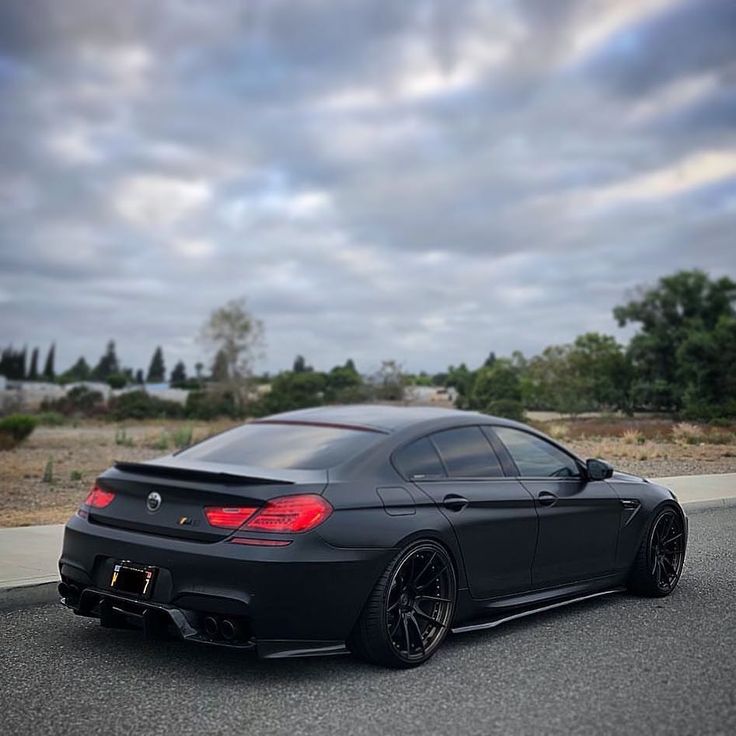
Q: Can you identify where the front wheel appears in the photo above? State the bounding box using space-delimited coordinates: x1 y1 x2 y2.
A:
350 540 457 668
628 506 686 596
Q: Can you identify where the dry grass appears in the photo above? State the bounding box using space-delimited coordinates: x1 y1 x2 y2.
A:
621 429 645 445
0 420 238 528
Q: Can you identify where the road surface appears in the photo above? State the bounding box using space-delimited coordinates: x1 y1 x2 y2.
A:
1 507 734 735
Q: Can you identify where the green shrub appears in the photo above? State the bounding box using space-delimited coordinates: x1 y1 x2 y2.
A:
185 389 241 420
152 431 171 451
70 470 83 481
115 427 134 447
172 425 193 449
109 391 184 421
42 386 105 417
486 399 526 422
252 371 326 415
681 399 736 422
107 373 128 389
42 457 54 483
0 414 38 449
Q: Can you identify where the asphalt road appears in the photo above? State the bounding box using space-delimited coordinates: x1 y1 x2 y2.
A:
1 507 735 736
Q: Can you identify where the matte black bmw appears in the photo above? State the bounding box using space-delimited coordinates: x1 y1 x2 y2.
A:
59 405 687 668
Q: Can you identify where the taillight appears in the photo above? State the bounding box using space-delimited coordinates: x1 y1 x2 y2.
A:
205 506 257 529
84 485 116 509
244 494 332 533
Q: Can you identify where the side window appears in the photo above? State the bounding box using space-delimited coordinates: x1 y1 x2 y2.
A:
493 427 580 478
430 427 504 478
394 438 446 480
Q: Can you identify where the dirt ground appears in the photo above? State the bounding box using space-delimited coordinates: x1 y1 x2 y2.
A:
0 421 236 528
1 418 734 527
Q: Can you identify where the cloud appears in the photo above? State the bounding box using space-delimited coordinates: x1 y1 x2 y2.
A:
114 174 213 229
0 0 734 376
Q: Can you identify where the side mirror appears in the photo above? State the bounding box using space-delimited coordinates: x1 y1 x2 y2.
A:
586 458 613 481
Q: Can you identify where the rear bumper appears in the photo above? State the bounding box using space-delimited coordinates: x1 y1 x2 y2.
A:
59 513 392 653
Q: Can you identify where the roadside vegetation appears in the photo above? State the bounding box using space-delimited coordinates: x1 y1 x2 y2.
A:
0 414 37 450
1 270 734 427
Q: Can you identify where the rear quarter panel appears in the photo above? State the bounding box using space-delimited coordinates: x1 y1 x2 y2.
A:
320 478 468 590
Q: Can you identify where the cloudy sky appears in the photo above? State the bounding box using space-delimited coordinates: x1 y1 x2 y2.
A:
1 0 735 376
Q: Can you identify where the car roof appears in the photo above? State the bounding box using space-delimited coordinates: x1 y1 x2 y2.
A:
261 404 518 434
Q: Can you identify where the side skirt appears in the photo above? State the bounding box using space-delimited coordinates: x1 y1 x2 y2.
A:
451 587 625 635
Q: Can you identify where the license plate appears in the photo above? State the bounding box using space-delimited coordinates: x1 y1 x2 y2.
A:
110 562 157 598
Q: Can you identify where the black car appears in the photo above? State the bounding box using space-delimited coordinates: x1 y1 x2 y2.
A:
59 405 687 668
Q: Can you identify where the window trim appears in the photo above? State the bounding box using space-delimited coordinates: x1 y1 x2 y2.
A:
486 425 585 480
392 425 507 482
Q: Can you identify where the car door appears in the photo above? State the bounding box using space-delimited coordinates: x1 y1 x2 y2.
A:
489 426 621 588
394 426 538 600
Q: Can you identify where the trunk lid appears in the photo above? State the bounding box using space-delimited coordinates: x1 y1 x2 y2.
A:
89 458 327 542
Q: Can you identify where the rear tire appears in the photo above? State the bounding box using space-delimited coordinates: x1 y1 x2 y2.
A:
628 506 686 597
350 540 457 668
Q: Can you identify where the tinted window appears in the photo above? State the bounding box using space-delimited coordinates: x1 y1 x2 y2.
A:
177 422 383 470
493 427 580 478
431 427 503 478
394 438 446 479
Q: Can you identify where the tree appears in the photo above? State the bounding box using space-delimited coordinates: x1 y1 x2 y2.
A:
43 344 55 380
28 348 39 380
146 346 165 383
61 356 91 383
483 351 497 368
19 346 27 379
520 334 630 414
211 349 229 382
92 341 120 381
135 369 144 384
201 298 264 410
470 360 521 410
195 362 204 380
258 371 327 414
614 270 736 412
566 333 631 411
325 360 364 402
373 360 406 401
445 363 475 408
170 360 187 384
677 315 736 418
292 355 312 373
0 346 28 380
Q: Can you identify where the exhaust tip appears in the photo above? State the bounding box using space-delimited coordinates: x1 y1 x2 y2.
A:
58 581 80 603
221 618 238 641
203 615 219 638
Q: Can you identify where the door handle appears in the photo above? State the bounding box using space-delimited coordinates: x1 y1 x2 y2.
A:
537 491 558 506
442 494 469 512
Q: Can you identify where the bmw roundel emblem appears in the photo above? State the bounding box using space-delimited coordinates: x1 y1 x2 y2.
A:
146 491 162 512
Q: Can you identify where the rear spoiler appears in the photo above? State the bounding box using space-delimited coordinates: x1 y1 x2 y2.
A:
113 461 291 486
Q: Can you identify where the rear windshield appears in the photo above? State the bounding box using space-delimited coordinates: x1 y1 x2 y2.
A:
176 421 383 470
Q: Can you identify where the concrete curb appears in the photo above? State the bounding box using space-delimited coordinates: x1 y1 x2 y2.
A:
682 496 736 513
0 579 58 612
1 496 735 613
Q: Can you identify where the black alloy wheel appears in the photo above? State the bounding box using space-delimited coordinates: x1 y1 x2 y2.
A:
351 540 457 668
647 508 686 592
629 506 686 596
386 544 456 662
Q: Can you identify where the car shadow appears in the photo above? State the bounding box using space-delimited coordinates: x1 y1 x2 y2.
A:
64 588 648 685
